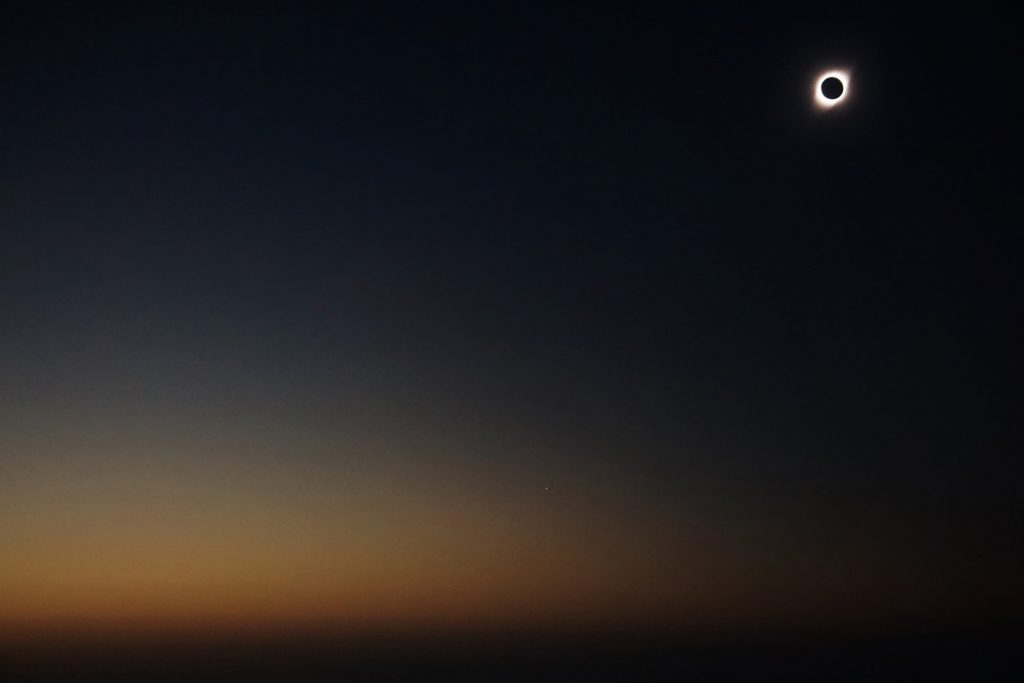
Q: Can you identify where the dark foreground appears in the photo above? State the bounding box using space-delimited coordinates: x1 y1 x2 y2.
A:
2 626 1021 681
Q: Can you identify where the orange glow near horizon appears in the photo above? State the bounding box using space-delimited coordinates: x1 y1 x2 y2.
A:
2 399 1016 646
0 429 740 639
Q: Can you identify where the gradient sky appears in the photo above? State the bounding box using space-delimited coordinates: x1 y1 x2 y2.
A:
0 4 1020 641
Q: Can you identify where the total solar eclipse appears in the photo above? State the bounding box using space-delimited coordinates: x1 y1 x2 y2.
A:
814 69 850 109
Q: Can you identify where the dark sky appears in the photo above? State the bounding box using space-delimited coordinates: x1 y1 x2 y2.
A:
0 3 1020 637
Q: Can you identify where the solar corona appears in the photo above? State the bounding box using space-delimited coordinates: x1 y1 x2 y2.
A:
814 69 850 109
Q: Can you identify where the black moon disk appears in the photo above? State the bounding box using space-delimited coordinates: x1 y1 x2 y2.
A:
821 77 844 100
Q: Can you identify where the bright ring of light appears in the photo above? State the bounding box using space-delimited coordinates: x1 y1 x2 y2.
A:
814 70 850 109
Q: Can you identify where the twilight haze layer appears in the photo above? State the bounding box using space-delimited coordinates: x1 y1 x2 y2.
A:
0 3 1021 679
